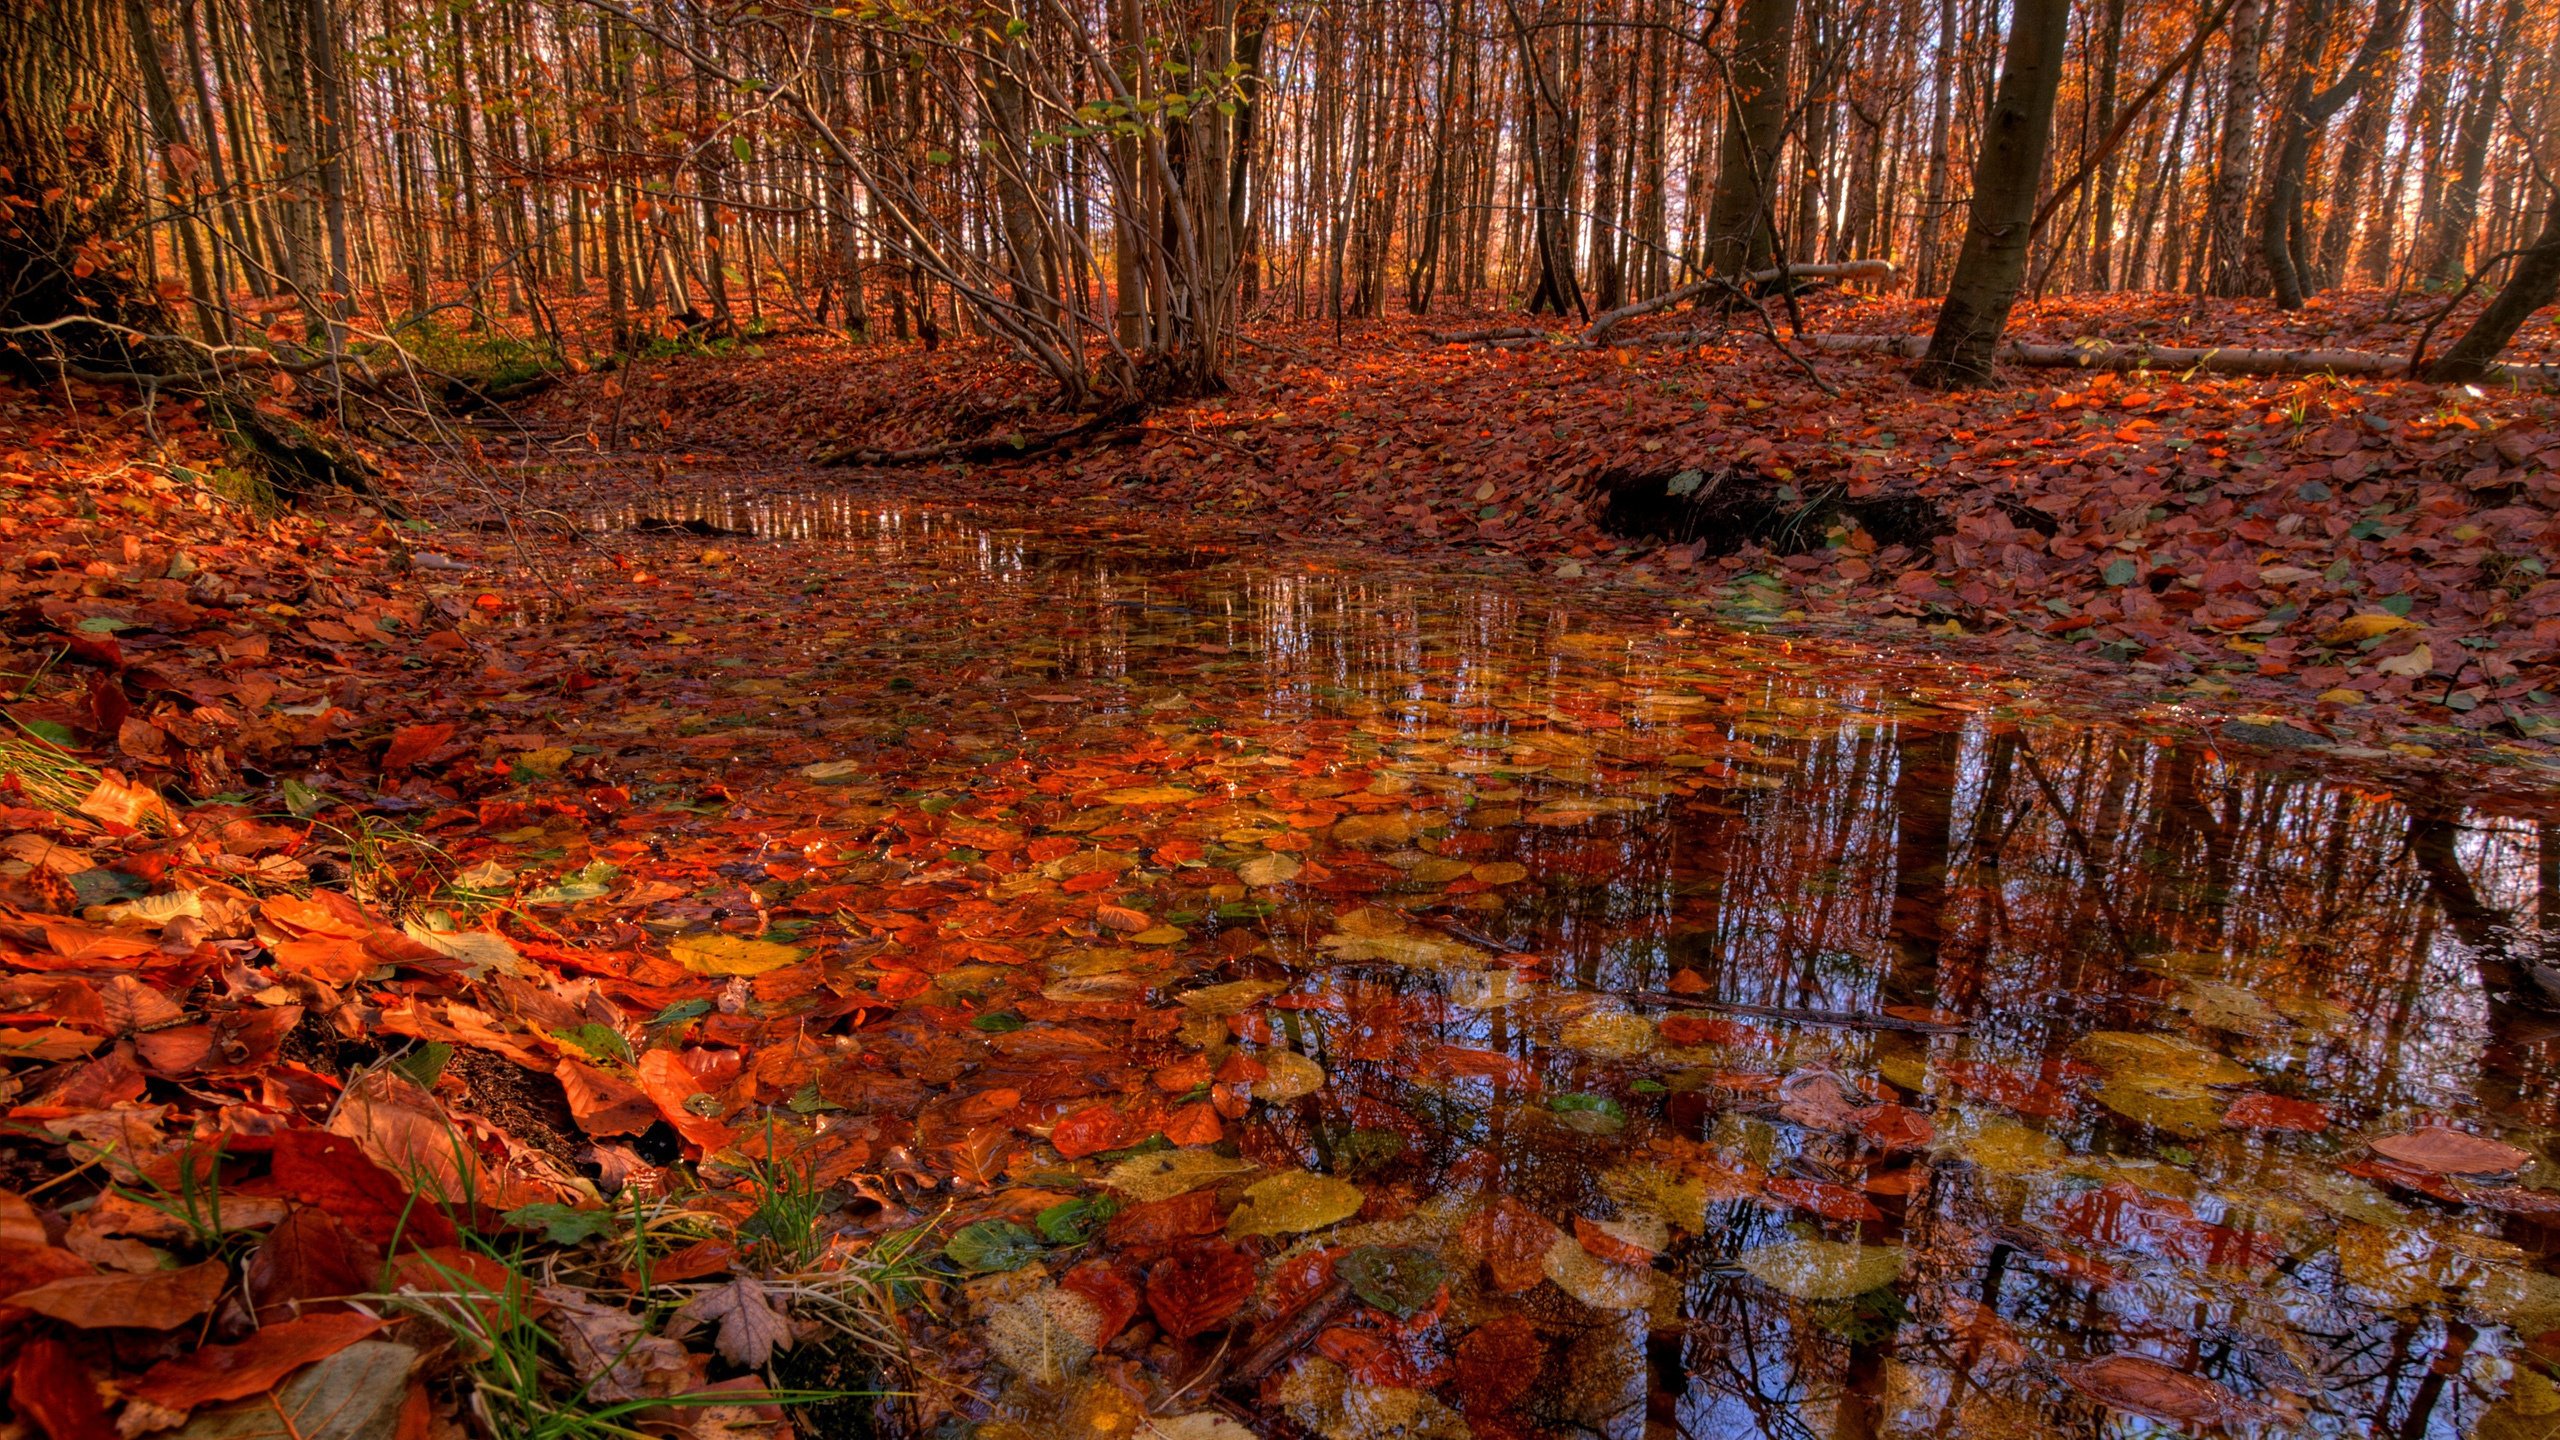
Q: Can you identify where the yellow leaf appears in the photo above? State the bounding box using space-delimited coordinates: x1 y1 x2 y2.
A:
1226 1172 1363 1237
1101 785 1198 805
2319 612 2418 646
670 933 806 976
1236 853 1300 887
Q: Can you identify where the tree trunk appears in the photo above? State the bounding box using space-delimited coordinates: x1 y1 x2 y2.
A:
1702 0 1796 276
1914 0 2072 388
2423 190 2560 383
2202 0 2264 297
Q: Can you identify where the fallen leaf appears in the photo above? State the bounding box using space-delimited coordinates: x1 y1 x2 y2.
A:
128 1313 385 1414
9 1257 226 1329
674 1277 793 1367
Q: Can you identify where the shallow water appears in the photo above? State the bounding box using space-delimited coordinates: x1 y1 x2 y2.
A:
545 486 2560 1438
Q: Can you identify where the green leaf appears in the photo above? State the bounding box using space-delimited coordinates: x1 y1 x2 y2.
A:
552 1023 631 1064
279 776 325 819
19 719 76 747
503 1202 619 1245
944 1219 1044 1274
2102 557 2138 587
75 616 137 634
1034 1194 1120 1244
1341 1245 1443 1317
972 1011 1027 1033
925 147 954 165
392 1041 453 1089
731 134 753 163
1665 469 1704 498
1549 1094 1625 1121
2380 593 2414 617
648 998 714 1027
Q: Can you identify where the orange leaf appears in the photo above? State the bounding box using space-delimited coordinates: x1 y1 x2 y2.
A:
1163 1101 1224 1146
127 1312 383 1413
1761 1176 1882 1222
1049 1103 1125 1159
10 1257 227 1330
1459 1196 1561 1293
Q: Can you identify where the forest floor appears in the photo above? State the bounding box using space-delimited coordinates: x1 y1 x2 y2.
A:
518 288 2560 780
1 288 2558 1440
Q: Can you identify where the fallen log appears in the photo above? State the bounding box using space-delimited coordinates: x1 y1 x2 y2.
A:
1425 326 1550 345
1805 333 2560 388
1582 260 1896 345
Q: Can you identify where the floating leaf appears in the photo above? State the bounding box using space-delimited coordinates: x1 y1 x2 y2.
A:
1237 852 1302 886
1246 1048 1326 1101
1104 1150 1257 1203
1227 1172 1363 1237
1539 1234 1657 1310
2059 1354 2266 1427
669 932 805 976
985 1286 1101 1384
2075 1030 2255 1087
1737 1238 1905 1300
1558 1009 1655 1058
800 759 864 782
2369 1127 2531 1178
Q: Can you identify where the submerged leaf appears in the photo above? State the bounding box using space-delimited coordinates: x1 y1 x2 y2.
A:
1227 1172 1364 1237
1736 1238 1904 1300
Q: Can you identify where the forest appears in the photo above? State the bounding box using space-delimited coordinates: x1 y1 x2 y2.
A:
1 0 2559 1436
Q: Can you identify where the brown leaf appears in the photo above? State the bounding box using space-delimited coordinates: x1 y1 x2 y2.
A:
2059 1354 2265 1426
1451 1313 1546 1416
673 1277 793 1368
127 1312 384 1414
1459 1196 1562 1294
2369 1126 2531 1178
9 1257 226 1330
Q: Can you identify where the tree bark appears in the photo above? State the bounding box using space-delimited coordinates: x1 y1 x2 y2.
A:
1702 0 1796 276
1914 0 2072 388
2202 0 2265 297
2422 190 2560 383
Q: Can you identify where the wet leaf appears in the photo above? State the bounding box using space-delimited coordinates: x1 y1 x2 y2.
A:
2369 1127 2531 1177
1104 1150 1256 1203
2058 1354 2263 1427
1460 1195 1564 1293
669 932 806 976
1145 1238 1258 1338
945 1220 1045 1274
1736 1237 1904 1300
163 1341 417 1440
985 1285 1101 1384
1538 1234 1658 1310
1227 1172 1364 1239
2222 1092 2331 1132
1341 1245 1445 1317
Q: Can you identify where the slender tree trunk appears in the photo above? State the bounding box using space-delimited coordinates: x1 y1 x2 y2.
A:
1915 0 2072 387
2203 0 2265 297
1703 0 1796 275
2423 189 2560 382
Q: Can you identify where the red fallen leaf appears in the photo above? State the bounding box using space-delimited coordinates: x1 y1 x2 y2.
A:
0 1243 96 1308
260 1129 457 1248
1424 1044 1533 1085
1940 1296 2025 1367
1093 903 1153 933
126 1311 383 1413
246 1208 376 1324
1862 1165 1925 1196
2049 1181 2281 1271
2369 1126 2531 1177
1153 1055 1213 1092
1856 1102 1933 1150
380 723 456 771
1214 1050 1270 1084
1657 1013 1766 1047
1058 1259 1142 1342
1935 1060 2076 1119
1573 1216 1659 1265
1049 1103 1125 1159
1107 1190 1225 1250
1146 1238 1258 1339
1762 1176 1883 1222
1665 969 1711 995
556 1059 659 1138
622 1239 733 1289
1881 1004 1965 1028
1451 1313 1546 1416
1314 1324 1437 1388
1262 1248 1340 1320
1460 1196 1563 1293
2221 1092 2330 1132
2059 1354 2269 1427
10 1336 112 1440
1163 1100 1224 1146
10 1257 227 1330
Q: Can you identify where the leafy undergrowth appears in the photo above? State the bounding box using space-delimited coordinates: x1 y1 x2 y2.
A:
525 289 2560 767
